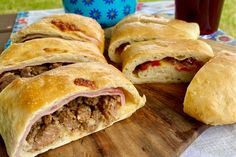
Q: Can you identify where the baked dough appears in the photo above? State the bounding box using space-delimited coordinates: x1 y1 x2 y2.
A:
184 51 236 125
0 38 106 73
0 62 146 157
114 13 200 39
0 38 106 92
11 14 105 52
108 14 200 63
121 39 214 84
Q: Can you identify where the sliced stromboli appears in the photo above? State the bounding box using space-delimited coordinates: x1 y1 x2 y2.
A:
0 62 146 157
113 13 200 39
108 15 200 63
121 39 214 84
0 38 106 92
11 14 105 52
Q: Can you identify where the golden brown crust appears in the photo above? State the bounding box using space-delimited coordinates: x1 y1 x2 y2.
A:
184 51 236 125
0 38 107 74
0 62 146 157
11 14 105 53
121 39 214 84
114 13 200 38
109 14 200 63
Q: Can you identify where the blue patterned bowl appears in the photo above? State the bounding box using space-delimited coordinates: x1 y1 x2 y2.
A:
62 0 137 27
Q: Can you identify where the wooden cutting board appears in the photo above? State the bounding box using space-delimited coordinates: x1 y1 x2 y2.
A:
0 40 235 157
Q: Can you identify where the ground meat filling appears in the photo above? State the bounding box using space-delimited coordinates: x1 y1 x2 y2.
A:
26 95 121 151
0 63 71 92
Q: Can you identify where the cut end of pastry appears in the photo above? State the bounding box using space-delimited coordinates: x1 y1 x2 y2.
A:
121 39 214 84
0 62 146 157
134 58 202 83
0 38 107 93
20 90 125 156
0 62 72 93
124 57 204 84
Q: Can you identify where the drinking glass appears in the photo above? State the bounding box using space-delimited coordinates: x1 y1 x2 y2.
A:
175 0 225 35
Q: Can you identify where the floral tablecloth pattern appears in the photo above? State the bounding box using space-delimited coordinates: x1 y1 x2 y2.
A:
5 1 236 48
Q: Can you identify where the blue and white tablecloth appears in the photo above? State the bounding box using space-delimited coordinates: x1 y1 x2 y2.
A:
6 1 236 157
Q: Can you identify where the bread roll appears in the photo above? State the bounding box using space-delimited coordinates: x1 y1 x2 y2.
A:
184 51 236 125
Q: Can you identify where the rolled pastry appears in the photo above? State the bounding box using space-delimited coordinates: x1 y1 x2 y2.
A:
184 52 236 125
113 13 200 38
0 62 146 157
0 38 106 92
11 14 105 52
121 39 214 84
109 14 200 63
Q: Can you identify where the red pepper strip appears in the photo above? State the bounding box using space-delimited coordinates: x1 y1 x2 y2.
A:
138 60 161 71
151 60 161 67
136 58 202 72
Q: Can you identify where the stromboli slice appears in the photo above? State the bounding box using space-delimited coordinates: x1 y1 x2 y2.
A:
121 39 214 84
11 14 105 52
0 38 106 92
109 15 200 63
0 62 146 157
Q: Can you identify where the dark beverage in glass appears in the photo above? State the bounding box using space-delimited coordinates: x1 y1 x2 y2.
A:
175 0 225 35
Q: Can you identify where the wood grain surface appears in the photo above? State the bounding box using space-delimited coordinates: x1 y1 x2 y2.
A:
0 40 235 157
